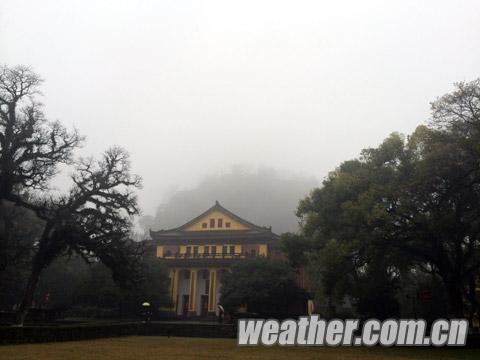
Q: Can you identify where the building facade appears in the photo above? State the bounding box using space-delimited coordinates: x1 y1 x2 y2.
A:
150 201 281 318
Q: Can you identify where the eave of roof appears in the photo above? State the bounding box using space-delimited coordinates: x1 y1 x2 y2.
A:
154 232 280 244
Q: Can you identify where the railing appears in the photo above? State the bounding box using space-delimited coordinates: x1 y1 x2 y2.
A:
162 252 264 260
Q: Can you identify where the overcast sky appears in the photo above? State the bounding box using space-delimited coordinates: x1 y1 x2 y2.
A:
1 0 479 215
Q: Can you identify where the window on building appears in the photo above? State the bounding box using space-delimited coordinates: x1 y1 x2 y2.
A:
204 246 210 256
225 222 231 228
210 218 215 228
229 245 235 255
218 218 223 228
250 249 256 257
193 246 199 257
202 222 207 229
222 245 228 254
211 246 217 256
186 246 191 257
165 250 172 257
185 271 190 279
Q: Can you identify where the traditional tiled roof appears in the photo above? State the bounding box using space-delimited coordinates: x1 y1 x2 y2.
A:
150 201 279 242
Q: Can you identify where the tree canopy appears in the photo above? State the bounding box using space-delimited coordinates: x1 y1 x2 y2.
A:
290 78 480 319
220 258 307 317
34 254 171 318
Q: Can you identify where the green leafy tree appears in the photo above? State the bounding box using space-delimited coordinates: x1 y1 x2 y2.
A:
280 232 313 269
396 269 449 323
220 258 306 317
36 254 170 318
295 79 480 319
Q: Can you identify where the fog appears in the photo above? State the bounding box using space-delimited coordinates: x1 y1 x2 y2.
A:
139 166 317 234
1 1 479 225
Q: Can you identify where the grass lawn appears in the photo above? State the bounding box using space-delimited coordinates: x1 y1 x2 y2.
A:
0 336 479 360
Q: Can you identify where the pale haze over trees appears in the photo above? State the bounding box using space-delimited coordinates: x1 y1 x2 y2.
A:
1 1 479 220
140 166 317 235
1 0 480 326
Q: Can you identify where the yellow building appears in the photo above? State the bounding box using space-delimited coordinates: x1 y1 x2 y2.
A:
150 201 281 318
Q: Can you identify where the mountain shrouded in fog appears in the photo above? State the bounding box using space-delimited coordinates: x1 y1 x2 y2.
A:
139 166 317 236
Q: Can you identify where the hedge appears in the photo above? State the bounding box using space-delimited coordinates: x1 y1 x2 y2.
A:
0 322 140 345
0 322 235 345
4 322 476 347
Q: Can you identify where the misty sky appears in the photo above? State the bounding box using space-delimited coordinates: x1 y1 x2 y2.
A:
1 1 479 216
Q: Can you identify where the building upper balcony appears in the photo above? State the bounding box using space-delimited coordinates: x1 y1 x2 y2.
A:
156 250 267 267
159 252 266 260
156 243 268 259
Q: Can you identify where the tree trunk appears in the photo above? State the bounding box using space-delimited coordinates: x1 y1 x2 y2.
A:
14 222 56 326
445 280 465 318
14 263 42 326
467 275 479 325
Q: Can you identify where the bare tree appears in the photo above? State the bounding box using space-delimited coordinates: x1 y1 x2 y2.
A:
15 147 143 325
430 78 480 136
0 65 82 204
0 65 144 325
0 65 81 286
